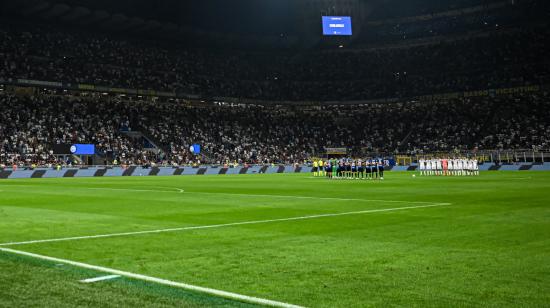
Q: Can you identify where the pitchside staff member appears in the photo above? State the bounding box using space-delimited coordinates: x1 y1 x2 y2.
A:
312 160 318 176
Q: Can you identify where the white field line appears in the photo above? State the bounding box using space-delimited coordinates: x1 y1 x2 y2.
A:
166 187 185 193
0 247 303 308
80 274 121 283
0 203 450 247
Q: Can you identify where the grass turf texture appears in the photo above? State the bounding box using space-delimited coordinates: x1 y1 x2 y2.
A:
0 172 549 307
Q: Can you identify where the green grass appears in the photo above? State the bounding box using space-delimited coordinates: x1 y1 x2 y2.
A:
0 172 549 307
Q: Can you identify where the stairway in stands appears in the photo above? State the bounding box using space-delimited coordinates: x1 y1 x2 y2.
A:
120 130 163 154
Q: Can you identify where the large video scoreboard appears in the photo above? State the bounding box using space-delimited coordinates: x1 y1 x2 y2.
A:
322 16 352 36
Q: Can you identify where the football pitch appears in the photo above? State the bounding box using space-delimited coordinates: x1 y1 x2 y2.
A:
0 172 549 307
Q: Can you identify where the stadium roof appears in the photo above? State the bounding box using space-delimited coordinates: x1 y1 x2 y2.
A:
0 0 498 48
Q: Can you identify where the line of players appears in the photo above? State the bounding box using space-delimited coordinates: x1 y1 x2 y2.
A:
313 159 385 180
419 158 479 176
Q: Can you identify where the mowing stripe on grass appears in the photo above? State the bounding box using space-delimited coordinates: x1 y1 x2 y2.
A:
2 184 440 205
189 191 441 204
1 184 184 194
87 187 185 193
0 247 304 308
80 274 121 283
0 203 450 247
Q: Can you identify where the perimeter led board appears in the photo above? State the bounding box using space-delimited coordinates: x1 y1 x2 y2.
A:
70 144 95 155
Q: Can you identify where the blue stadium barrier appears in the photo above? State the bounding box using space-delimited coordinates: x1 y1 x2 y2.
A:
155 168 176 176
531 164 550 171
499 165 522 171
182 168 200 175
104 168 125 177
204 167 220 175
130 167 147 176
248 166 263 174
42 170 69 178
9 170 36 179
2 163 549 179
284 166 295 173
478 164 492 171
264 167 280 174
391 166 410 172
75 169 97 177
225 168 241 175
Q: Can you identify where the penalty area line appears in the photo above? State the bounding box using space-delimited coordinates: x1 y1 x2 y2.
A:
77 187 185 194
0 247 303 308
0 203 450 247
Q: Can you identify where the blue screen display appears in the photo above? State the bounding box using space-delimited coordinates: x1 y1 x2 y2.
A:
193 144 201 155
70 144 95 155
322 16 352 36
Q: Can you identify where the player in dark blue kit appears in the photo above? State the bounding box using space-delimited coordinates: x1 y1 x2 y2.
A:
370 159 378 179
351 160 357 179
346 160 352 179
325 160 332 179
324 157 386 181
337 161 343 179
344 160 349 179
377 158 385 180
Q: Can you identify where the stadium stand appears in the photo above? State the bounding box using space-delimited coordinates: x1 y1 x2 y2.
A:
1 90 549 167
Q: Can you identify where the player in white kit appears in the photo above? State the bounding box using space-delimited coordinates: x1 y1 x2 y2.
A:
452 159 459 176
420 157 479 177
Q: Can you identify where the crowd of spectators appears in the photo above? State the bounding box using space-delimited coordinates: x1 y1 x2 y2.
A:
403 93 550 153
0 93 155 167
0 0 548 102
1 91 549 167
